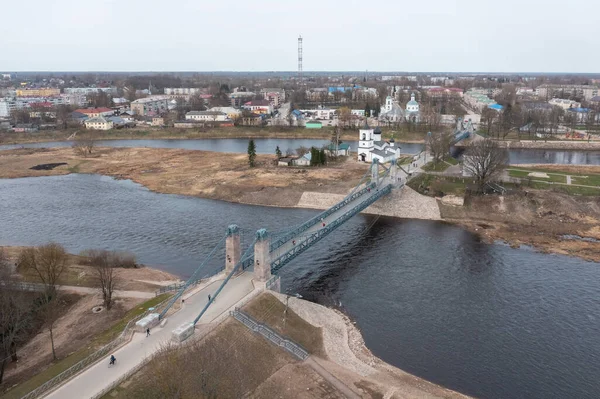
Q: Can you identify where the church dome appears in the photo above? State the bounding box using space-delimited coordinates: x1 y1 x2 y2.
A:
374 126 382 134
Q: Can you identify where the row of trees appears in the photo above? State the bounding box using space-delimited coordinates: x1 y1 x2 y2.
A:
0 244 136 383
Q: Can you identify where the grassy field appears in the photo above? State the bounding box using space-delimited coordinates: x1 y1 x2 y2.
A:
508 169 567 184
2 294 171 399
408 173 468 196
421 156 459 172
243 293 325 357
508 167 600 187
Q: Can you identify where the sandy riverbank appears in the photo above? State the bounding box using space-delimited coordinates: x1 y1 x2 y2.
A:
270 292 471 398
1 146 598 262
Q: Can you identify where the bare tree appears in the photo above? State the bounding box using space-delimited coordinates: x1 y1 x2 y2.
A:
73 136 96 157
0 251 31 383
87 250 120 310
17 243 68 297
426 130 453 164
38 293 62 361
464 139 509 190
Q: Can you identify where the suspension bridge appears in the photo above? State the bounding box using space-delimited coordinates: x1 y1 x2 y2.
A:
160 157 401 329
40 157 407 399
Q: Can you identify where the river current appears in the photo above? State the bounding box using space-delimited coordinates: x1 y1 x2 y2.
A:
1 174 599 398
2 138 600 165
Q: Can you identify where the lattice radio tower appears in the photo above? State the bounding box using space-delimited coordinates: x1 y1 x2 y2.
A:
298 35 303 84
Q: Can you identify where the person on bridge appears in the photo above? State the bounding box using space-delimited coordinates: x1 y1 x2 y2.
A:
109 355 116 366
292 240 296 246
146 328 150 337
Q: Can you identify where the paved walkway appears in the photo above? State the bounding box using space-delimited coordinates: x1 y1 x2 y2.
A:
44 273 256 399
11 282 156 299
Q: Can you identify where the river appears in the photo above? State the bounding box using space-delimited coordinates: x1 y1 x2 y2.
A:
1 174 599 399
1 138 599 165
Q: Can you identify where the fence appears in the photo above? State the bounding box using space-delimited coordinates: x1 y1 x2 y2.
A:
20 296 172 399
231 308 309 361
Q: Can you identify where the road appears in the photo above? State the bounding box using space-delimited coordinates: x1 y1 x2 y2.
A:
10 282 156 299
44 272 256 399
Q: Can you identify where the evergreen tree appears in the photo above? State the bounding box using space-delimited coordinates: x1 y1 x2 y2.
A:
248 140 256 167
310 147 318 166
319 148 327 165
364 103 371 117
275 145 282 159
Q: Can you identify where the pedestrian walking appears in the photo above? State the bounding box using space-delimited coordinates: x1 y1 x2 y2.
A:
208 294 211 302
146 328 150 337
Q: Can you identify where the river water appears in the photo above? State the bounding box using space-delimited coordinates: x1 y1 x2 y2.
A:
1 138 599 165
1 174 599 399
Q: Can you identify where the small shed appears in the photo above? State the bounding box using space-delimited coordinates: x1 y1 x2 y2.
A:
305 120 322 129
293 152 311 166
278 157 296 166
326 143 351 156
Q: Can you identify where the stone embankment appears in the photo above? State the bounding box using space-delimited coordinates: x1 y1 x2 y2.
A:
296 186 441 220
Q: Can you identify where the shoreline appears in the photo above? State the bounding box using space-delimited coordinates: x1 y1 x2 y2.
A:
273 292 471 398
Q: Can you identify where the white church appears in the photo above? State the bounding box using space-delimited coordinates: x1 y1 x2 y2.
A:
379 92 421 123
356 122 400 163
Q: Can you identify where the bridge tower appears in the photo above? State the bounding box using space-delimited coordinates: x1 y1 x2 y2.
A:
225 224 241 274
371 159 380 186
254 229 272 283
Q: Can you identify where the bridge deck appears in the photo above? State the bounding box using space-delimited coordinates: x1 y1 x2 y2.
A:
269 184 393 270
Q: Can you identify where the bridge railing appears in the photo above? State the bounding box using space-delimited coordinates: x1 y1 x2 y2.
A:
231 308 309 360
270 181 376 253
271 184 393 273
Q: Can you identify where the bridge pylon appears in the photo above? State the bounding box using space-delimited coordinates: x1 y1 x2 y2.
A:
254 229 272 283
371 159 380 186
225 224 241 274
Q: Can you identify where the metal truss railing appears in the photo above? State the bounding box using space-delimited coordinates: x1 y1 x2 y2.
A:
270 184 392 274
193 238 257 325
270 181 376 253
159 234 227 319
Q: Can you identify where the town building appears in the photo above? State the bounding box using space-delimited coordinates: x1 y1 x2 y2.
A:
207 107 241 119
73 107 114 118
16 88 60 97
164 88 203 96
357 124 400 163
260 88 285 108
185 110 228 122
131 95 169 116
464 90 497 112
243 100 273 115
549 98 581 110
84 116 113 130
426 87 464 98
536 84 599 101
63 87 117 96
229 91 256 107
151 117 165 127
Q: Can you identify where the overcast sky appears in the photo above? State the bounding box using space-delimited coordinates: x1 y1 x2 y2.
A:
1 0 598 72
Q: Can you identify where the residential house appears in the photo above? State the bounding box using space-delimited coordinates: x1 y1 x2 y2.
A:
326 143 351 157
152 117 165 127
84 116 113 130
278 157 296 166
260 88 285 108
207 107 241 120
16 88 60 97
131 96 169 116
305 121 322 129
243 100 273 115
229 91 256 107
549 98 581 110
292 152 311 166
73 107 114 118
185 110 228 122
13 123 39 133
